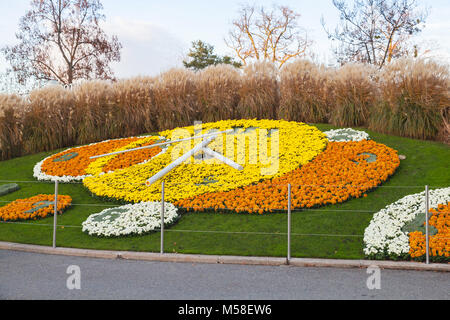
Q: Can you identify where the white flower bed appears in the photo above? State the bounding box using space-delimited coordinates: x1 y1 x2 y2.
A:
82 202 179 237
363 187 450 258
324 128 370 142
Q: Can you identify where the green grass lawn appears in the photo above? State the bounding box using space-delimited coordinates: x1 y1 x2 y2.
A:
0 124 449 260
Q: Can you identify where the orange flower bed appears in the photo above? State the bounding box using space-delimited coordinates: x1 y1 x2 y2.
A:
409 202 450 258
40 138 140 177
175 140 400 213
102 141 163 173
0 194 72 221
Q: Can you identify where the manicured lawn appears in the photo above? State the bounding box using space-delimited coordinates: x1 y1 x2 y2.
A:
0 124 449 260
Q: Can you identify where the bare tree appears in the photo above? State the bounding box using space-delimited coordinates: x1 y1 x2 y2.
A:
2 0 122 85
225 4 311 68
322 0 428 67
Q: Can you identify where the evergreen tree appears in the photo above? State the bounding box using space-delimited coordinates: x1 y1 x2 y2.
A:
183 40 242 71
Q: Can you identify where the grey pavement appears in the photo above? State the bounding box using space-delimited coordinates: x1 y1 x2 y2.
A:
0 249 449 300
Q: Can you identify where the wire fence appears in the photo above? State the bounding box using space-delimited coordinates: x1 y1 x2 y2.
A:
0 179 448 264
1 179 448 188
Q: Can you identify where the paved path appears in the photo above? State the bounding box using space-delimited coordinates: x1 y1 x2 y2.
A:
1 250 448 300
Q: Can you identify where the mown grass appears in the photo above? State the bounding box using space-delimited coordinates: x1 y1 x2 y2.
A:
0 124 449 260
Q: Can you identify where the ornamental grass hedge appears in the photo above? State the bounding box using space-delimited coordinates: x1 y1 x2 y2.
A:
0 58 449 161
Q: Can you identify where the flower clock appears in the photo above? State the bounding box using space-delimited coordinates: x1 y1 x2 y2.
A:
34 122 400 212
32 120 402 237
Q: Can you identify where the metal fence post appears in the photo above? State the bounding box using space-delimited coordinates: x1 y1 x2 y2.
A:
287 183 291 265
160 180 165 254
425 185 429 264
52 180 58 248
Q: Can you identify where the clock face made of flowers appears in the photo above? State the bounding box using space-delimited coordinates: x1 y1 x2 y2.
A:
34 120 401 213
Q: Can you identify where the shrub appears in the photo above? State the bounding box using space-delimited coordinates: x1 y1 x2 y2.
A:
112 77 158 135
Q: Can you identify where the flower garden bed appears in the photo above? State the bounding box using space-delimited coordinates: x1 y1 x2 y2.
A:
364 187 450 262
1 122 448 260
33 135 165 182
30 120 406 237
82 202 179 237
78 122 399 212
0 194 72 221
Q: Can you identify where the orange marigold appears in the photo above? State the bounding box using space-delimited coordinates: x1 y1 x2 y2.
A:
0 194 72 221
40 138 140 177
175 140 400 213
102 140 163 173
409 202 450 258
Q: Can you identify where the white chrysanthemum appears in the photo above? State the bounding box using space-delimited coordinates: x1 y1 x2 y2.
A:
82 202 179 237
323 128 370 142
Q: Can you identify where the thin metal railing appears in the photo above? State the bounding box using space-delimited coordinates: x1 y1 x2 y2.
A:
0 180 446 263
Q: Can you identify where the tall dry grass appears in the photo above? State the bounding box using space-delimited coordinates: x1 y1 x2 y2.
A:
238 61 279 119
196 64 241 121
111 76 157 136
330 63 377 127
369 58 450 140
0 58 448 161
71 80 119 144
279 60 333 123
0 94 24 160
152 68 199 130
22 86 76 154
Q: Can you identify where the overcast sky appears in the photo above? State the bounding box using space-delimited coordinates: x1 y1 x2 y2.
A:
0 0 449 79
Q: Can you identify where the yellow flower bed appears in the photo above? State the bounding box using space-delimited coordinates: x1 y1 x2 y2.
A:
83 119 328 203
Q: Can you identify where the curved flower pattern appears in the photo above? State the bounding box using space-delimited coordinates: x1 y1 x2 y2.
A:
176 140 399 213
363 187 450 260
34 136 164 182
409 203 450 259
32 120 401 215
0 194 72 221
81 202 179 237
